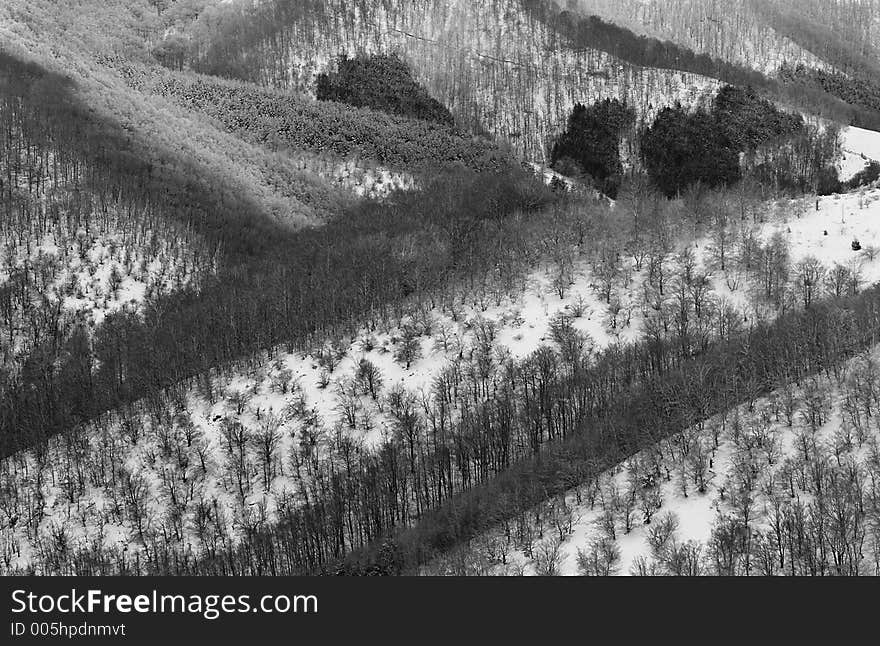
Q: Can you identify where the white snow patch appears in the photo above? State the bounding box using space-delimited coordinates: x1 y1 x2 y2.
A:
839 126 880 182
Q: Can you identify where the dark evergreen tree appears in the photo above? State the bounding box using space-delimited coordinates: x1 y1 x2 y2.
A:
317 53 454 126
550 99 635 198
639 104 740 197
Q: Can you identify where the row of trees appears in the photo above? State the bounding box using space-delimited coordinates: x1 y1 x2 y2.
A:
525 0 880 130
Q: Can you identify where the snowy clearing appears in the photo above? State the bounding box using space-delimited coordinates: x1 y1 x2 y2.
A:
839 126 880 182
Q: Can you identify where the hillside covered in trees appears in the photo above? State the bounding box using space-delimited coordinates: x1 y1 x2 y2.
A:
3 0 880 579
562 0 829 74
177 0 727 163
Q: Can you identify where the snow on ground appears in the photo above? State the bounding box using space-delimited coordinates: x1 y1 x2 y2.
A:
0 225 209 356
349 167 417 199
839 126 880 182
183 260 630 451
690 188 880 324
8 185 880 572
0 150 213 374
424 350 880 576
0 255 638 572
762 191 880 282
528 163 574 190
297 153 417 199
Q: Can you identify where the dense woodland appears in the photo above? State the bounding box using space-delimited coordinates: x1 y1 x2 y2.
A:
549 98 635 198
426 353 880 576
640 86 841 197
550 86 843 198
3 0 880 577
316 53 455 127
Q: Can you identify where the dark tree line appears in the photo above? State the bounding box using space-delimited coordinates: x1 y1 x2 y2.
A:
846 162 880 191
778 63 880 129
524 0 880 130
10 266 879 575
431 354 880 576
639 86 841 197
751 0 880 82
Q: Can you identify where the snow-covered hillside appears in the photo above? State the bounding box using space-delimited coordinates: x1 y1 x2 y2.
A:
6 186 880 573
425 350 880 575
0 154 214 378
1 224 206 335
840 126 880 182
566 0 832 75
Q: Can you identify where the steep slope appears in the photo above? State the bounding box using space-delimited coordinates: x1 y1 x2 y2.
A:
754 0 880 77
120 63 512 176
5 0 880 579
186 0 723 163
562 0 830 75
9 181 880 574
426 349 880 576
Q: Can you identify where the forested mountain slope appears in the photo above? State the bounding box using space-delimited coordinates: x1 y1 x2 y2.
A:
3 0 880 578
754 0 880 77
177 0 880 164
118 63 511 176
184 0 724 163
561 0 830 75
